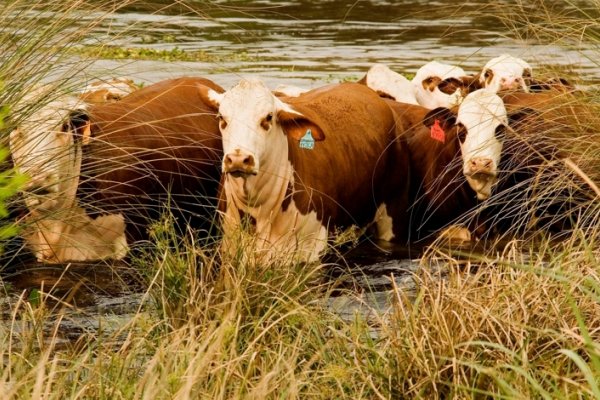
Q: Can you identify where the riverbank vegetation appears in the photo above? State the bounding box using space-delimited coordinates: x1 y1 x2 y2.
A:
68 45 258 64
1 0 599 399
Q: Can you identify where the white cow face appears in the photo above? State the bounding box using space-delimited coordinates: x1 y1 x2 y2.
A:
200 78 324 180
424 89 507 200
479 54 532 93
413 61 467 109
10 92 90 213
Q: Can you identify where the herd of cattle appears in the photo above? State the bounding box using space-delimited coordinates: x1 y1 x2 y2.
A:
6 54 589 264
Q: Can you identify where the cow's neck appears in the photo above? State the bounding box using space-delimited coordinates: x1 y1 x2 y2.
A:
225 132 292 223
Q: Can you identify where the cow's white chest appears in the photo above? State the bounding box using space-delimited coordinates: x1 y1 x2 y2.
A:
260 198 328 263
223 160 329 264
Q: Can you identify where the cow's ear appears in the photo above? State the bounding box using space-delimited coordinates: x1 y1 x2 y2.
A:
197 84 223 111
438 76 479 97
464 74 484 91
423 107 456 131
66 109 91 145
276 100 325 142
437 77 463 95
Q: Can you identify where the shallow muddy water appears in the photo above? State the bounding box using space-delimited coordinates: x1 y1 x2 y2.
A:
2 0 598 343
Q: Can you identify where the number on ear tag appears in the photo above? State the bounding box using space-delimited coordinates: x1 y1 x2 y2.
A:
299 129 315 150
430 119 445 143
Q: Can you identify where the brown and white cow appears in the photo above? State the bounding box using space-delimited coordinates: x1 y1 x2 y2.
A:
385 89 509 238
10 85 129 262
390 88 583 240
198 78 409 263
11 77 224 262
478 54 532 93
435 55 573 101
412 61 468 109
386 100 479 239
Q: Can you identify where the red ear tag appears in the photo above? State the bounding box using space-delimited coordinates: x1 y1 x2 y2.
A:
430 119 445 143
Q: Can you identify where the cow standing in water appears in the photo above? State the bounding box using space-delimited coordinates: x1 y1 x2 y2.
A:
412 61 468 109
385 89 509 239
198 78 410 263
11 77 224 262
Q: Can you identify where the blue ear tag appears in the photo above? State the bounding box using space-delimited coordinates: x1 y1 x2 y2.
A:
299 129 315 150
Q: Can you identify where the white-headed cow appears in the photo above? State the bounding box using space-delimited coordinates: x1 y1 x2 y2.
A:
384 89 510 239
479 54 532 92
198 78 410 263
10 85 129 262
412 61 468 109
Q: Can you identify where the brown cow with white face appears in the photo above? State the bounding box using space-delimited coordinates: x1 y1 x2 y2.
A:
199 78 410 263
479 54 532 93
10 85 129 262
386 100 479 239
389 88 582 240
384 89 510 238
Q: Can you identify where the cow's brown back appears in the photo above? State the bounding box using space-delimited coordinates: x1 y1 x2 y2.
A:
385 100 480 239
79 77 224 242
281 83 411 241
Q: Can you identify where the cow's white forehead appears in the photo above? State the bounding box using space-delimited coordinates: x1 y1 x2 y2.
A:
414 61 466 81
219 78 275 115
458 89 507 127
484 54 531 75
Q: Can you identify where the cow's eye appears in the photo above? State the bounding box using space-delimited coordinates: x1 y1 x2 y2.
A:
495 124 507 141
61 122 69 132
523 69 532 78
217 114 227 129
456 123 467 143
483 69 492 79
261 113 273 131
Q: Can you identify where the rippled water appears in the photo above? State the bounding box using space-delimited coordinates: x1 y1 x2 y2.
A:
83 0 600 87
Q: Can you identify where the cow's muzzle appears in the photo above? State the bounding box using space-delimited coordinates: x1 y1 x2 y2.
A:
223 152 257 178
464 157 497 200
